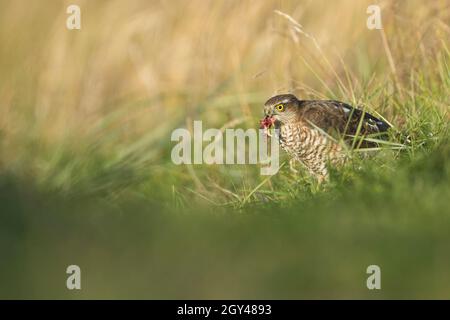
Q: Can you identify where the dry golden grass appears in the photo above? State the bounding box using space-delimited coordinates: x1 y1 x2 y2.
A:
0 0 448 201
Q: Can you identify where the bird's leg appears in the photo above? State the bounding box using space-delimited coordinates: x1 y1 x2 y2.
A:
289 158 299 174
312 163 329 184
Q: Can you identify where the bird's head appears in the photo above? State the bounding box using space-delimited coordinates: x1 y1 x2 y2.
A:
260 94 300 129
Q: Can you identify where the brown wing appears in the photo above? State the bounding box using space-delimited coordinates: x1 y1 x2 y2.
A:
297 100 390 140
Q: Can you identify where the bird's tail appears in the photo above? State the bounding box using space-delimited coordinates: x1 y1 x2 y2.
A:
362 112 391 133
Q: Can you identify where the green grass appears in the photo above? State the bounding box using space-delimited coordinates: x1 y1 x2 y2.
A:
1 138 449 299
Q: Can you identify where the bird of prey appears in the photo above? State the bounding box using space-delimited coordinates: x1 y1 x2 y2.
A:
260 94 391 181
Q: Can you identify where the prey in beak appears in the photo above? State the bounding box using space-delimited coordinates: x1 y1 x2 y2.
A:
260 115 276 137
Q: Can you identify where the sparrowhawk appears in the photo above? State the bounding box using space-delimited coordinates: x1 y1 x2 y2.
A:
260 94 390 181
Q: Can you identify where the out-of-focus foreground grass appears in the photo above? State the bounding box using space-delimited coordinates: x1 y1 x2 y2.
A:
0 0 449 298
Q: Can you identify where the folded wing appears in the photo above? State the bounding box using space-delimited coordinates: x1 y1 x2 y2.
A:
297 100 390 143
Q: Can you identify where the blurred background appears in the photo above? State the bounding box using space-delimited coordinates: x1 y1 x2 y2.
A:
0 0 449 299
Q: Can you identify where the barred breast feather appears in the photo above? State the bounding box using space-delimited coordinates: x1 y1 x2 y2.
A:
278 122 345 178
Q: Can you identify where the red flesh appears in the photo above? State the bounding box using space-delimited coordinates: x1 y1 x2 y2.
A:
259 116 275 129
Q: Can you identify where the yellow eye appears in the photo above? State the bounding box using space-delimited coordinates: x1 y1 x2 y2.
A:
275 104 285 112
